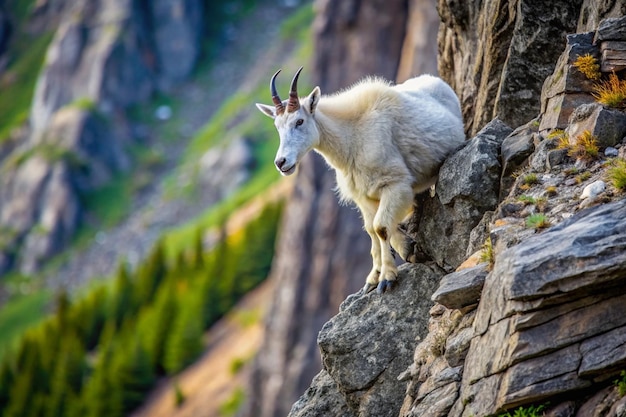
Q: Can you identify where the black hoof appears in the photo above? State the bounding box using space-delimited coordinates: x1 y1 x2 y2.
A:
376 280 395 294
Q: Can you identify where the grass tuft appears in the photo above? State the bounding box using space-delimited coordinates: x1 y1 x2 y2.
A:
573 54 601 80
607 158 626 191
526 213 551 230
479 237 494 270
615 370 626 397
569 130 599 161
593 72 626 108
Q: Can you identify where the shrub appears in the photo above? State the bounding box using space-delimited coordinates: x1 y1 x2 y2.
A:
523 173 539 186
607 159 626 191
615 370 626 397
479 237 494 270
569 130 599 161
593 72 626 108
173 381 186 407
498 403 548 417
573 54 601 80
545 185 557 196
526 214 550 229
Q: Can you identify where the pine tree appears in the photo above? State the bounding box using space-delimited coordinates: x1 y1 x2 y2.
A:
109 335 155 414
109 262 134 326
134 238 167 306
142 280 179 374
163 294 204 374
0 358 14 411
46 332 86 417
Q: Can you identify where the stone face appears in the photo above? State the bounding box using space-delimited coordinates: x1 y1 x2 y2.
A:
438 0 583 136
416 119 511 270
566 103 626 149
596 16 626 41
287 370 355 417
500 122 537 199
431 264 488 310
452 199 626 416
317 263 442 417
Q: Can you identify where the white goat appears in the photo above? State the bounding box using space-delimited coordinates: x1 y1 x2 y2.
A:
256 67 465 293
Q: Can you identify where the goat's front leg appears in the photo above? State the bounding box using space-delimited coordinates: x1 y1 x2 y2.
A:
360 201 382 293
374 183 414 293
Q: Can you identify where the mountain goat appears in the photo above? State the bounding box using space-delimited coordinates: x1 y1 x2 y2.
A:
256 67 465 293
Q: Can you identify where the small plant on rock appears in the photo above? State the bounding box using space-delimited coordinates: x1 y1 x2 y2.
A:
573 54 601 80
498 403 548 417
523 173 539 186
479 237 494 270
593 72 626 108
614 370 626 397
569 130 599 161
549 129 570 149
607 159 626 192
576 171 592 184
526 213 550 229
545 185 558 196
517 195 536 205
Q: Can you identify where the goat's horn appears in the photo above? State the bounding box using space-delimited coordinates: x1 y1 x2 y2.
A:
287 66 303 113
270 69 285 115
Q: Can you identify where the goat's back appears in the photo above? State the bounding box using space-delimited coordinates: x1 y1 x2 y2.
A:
394 74 462 120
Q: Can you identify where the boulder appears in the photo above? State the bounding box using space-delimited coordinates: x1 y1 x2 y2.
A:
314 263 442 417
500 121 537 199
431 264 488 310
566 102 626 149
287 370 355 417
415 119 511 270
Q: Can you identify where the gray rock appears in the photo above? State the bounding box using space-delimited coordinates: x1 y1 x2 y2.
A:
445 328 474 368
416 119 510 270
566 103 626 149
596 16 626 41
317 263 442 417
605 146 619 157
287 370 355 417
431 264 488 310
452 199 626 416
438 0 581 135
150 0 204 85
529 138 559 172
500 122 536 199
198 137 254 200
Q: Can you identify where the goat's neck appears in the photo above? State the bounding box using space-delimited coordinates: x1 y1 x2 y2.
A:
313 110 355 172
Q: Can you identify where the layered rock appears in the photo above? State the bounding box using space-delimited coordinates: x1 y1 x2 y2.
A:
438 0 582 136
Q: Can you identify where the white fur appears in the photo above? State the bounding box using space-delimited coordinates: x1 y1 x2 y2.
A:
256 74 465 290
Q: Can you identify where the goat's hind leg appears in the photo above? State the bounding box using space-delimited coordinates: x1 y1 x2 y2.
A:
374 183 414 293
360 201 382 293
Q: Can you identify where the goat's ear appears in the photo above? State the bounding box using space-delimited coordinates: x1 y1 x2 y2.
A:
256 103 276 119
306 87 321 115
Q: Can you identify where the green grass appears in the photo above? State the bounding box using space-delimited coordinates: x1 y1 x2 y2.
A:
615 370 626 397
498 403 547 417
280 3 315 40
81 174 134 228
219 387 246 417
525 213 551 229
607 158 626 191
0 33 53 143
0 289 51 361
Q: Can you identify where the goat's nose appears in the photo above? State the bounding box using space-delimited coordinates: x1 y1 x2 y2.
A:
275 157 286 170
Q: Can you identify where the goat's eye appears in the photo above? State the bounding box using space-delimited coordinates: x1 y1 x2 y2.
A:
295 119 304 127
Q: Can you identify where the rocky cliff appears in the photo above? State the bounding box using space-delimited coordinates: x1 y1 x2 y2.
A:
250 0 626 416
0 0 204 274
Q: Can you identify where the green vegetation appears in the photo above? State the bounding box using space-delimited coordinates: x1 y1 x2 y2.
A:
544 185 557 196
0 289 51 361
615 370 626 397
280 3 315 40
174 381 186 407
607 158 626 191
479 237 494 270
525 213 551 230
0 201 282 416
497 403 548 417
522 173 539 186
0 32 53 143
219 387 246 417
570 130 599 161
